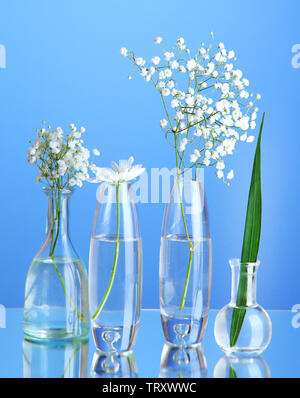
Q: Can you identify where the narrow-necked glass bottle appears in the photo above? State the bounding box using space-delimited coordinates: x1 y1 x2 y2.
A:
23 188 89 340
214 259 272 356
89 182 142 352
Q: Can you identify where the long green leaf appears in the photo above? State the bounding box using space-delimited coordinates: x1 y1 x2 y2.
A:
229 365 237 378
230 113 265 348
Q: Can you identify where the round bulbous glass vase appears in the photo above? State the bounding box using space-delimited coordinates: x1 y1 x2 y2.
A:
89 182 142 353
214 259 272 356
23 188 89 341
159 175 211 346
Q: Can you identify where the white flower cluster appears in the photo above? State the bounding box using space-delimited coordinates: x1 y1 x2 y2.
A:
120 35 261 182
27 122 100 189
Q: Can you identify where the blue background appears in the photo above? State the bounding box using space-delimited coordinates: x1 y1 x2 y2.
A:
0 0 299 310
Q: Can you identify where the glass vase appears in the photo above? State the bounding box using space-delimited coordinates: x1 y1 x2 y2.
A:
89 182 142 352
214 259 272 356
24 188 89 340
160 175 212 346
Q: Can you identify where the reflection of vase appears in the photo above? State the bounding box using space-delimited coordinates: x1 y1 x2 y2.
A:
23 337 89 378
214 355 270 378
89 182 142 352
160 176 212 346
90 350 138 378
214 259 272 356
24 188 89 341
159 343 208 378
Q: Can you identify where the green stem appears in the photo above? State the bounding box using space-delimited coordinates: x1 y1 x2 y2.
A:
174 135 194 311
92 183 120 320
49 190 82 321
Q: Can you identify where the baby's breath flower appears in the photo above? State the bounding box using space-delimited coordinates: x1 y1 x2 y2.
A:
27 123 100 189
154 36 163 45
121 36 262 182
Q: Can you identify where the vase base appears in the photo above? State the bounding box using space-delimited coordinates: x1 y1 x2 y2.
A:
23 326 89 342
161 313 208 346
92 321 139 353
220 346 267 357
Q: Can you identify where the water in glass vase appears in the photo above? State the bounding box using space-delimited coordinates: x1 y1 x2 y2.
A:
160 234 212 346
89 234 142 352
24 256 89 340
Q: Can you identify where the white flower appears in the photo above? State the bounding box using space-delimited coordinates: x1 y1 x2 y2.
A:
151 56 160 65
154 36 163 44
246 135 255 143
171 99 180 108
227 170 234 179
179 138 188 151
216 160 225 170
120 47 128 56
162 88 170 96
90 157 145 184
217 170 224 179
163 52 174 61
186 59 196 71
160 119 168 128
135 57 145 66
28 123 96 189
121 37 262 184
189 153 198 163
169 60 179 69
93 149 100 156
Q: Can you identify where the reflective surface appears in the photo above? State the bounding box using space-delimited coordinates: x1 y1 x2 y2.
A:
0 309 299 377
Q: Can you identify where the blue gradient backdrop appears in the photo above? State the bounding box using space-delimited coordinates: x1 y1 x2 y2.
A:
0 0 299 309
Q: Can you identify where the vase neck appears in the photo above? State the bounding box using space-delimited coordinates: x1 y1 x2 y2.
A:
230 260 259 306
44 189 72 252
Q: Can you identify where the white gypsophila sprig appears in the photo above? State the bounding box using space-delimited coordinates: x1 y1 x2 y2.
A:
27 122 100 189
120 34 261 183
89 156 145 185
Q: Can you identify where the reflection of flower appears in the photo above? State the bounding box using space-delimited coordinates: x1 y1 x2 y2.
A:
90 156 145 185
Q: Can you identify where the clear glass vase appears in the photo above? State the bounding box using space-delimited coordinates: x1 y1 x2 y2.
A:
214 259 272 356
23 337 89 378
160 175 212 346
24 188 89 340
89 182 142 352
159 343 208 378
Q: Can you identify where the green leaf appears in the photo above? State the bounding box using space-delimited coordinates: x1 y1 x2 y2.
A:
229 113 265 348
229 365 237 378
